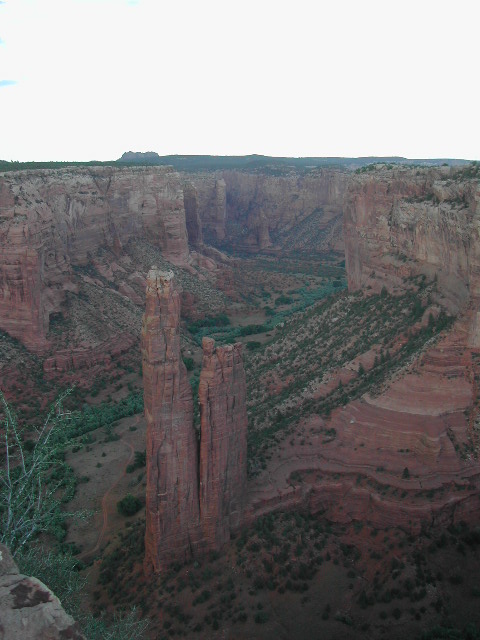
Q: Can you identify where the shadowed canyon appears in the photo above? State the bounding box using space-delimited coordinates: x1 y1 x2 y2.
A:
1 157 480 639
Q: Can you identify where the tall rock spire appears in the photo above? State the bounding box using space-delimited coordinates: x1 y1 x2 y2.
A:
198 338 248 549
142 268 200 573
142 269 248 573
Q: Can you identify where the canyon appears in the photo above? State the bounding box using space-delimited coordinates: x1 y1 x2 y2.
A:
1 159 480 637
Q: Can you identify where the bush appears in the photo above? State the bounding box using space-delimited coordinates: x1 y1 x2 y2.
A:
0 389 86 553
275 295 293 306
183 356 195 371
117 494 142 517
254 611 269 624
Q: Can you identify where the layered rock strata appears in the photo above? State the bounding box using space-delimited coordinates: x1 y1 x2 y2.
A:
142 269 247 573
344 165 480 311
246 312 480 532
199 337 248 550
0 166 189 351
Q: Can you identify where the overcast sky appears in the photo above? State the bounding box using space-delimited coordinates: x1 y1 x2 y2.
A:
0 0 478 161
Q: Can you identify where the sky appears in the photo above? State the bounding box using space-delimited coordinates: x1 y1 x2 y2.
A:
0 0 478 162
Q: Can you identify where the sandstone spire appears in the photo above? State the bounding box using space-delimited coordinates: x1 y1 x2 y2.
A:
142 270 248 573
198 337 248 550
142 267 200 573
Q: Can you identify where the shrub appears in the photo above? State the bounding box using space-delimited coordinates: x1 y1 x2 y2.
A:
117 494 142 517
183 356 195 371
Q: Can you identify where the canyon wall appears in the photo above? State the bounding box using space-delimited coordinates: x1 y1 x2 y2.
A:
344 165 480 311
0 166 189 351
192 176 227 244
190 169 348 253
0 164 350 355
142 269 247 573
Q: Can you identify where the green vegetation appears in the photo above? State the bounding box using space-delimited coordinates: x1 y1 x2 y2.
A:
187 313 230 334
0 389 85 553
126 450 146 474
245 279 454 472
182 356 195 371
117 494 143 517
63 391 143 441
0 393 148 638
188 280 347 346
0 159 119 172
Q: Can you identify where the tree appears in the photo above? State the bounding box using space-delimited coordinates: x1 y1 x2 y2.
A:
117 494 142 517
0 389 84 554
1 390 149 639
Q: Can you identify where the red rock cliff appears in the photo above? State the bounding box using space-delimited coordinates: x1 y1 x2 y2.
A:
198 337 248 550
0 166 190 351
191 169 348 253
344 165 480 311
142 268 200 573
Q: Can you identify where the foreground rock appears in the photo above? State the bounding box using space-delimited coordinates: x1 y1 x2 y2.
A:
142 269 247 573
0 544 85 640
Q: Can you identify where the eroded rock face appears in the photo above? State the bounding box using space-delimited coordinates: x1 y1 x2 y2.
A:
0 166 190 351
191 169 348 253
142 271 247 572
142 268 200 573
0 544 85 640
344 166 480 312
246 311 480 533
183 182 203 247
193 177 227 243
199 338 248 550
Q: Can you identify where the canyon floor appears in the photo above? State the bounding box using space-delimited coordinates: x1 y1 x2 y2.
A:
14 246 471 639
2 162 479 639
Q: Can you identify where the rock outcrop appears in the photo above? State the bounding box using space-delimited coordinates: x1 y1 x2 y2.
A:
344 165 480 311
142 270 247 573
0 166 190 351
0 544 85 640
199 338 248 550
142 269 200 573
